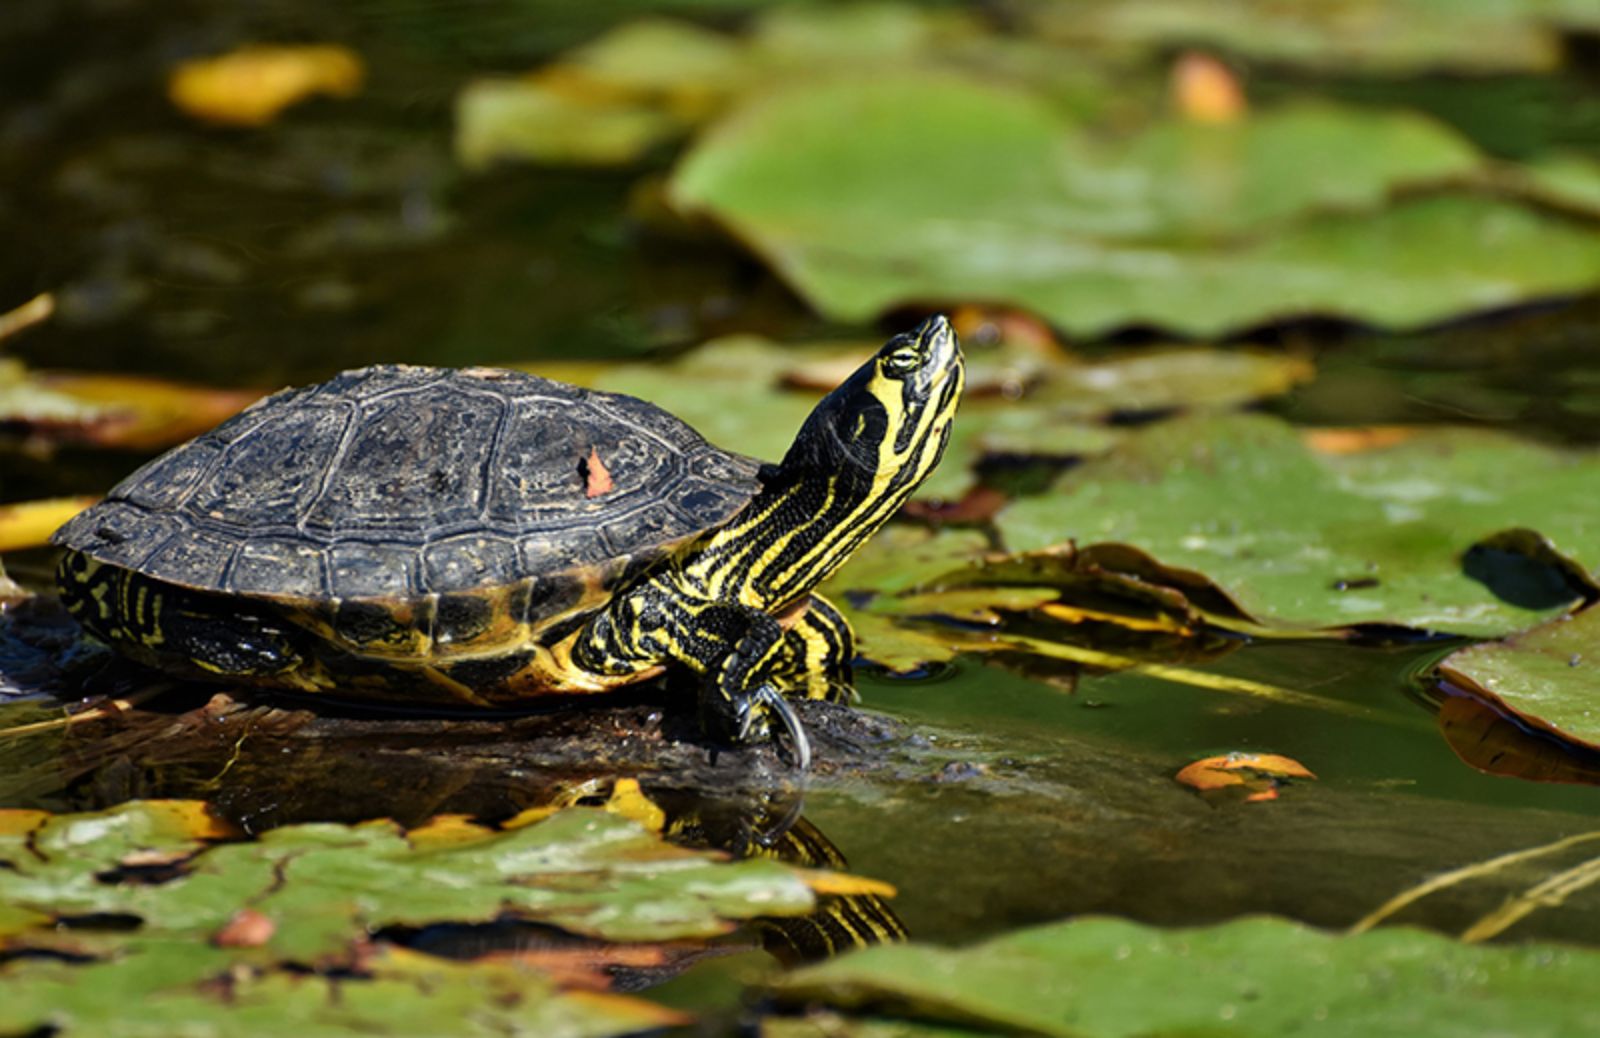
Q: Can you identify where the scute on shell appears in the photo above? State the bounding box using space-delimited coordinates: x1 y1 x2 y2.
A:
54 365 764 611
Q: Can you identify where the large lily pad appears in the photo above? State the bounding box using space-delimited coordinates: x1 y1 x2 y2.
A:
671 74 1600 336
1025 0 1586 75
1 938 682 1038
773 915 1600 1037
0 802 864 956
452 5 1094 169
1438 605 1600 753
0 800 891 1035
997 414 1600 636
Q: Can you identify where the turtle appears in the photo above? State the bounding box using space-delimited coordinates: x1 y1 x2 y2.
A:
52 316 963 764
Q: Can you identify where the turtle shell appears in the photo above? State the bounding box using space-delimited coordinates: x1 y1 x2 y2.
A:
54 364 764 623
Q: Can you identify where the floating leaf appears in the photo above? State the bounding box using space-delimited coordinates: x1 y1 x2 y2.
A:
456 77 688 168
1511 152 1600 218
168 44 364 127
593 334 820 464
775 915 1600 1037
1028 348 1314 417
1438 606 1600 756
0 938 683 1038
670 75 1575 336
998 413 1600 636
454 6 987 168
1436 694 1600 786
0 801 895 1034
36 371 261 450
0 362 258 450
0 292 53 343
0 497 96 553
1027 0 1571 74
1175 752 1317 801
1170 51 1246 123
0 803 860 956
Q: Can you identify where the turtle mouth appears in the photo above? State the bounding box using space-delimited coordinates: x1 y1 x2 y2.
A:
916 316 962 395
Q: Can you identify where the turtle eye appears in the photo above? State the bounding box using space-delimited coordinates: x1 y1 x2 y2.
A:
883 344 922 377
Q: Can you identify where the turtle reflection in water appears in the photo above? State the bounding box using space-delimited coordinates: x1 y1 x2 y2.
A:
526 777 907 968
53 317 964 763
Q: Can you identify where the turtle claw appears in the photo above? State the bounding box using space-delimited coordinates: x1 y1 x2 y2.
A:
755 685 812 774
702 683 812 773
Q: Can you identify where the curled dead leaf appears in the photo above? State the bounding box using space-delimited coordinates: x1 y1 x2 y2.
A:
1176 752 1317 801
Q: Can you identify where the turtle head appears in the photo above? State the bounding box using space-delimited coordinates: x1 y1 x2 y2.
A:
786 314 964 492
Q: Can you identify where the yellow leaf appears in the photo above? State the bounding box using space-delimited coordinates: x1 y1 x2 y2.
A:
407 814 496 849
0 293 53 343
803 870 898 899
35 372 259 450
169 44 364 127
0 497 97 553
0 809 50 838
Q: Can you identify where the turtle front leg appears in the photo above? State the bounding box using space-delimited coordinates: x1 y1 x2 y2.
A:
780 594 855 703
574 591 851 763
691 603 790 746
695 597 854 764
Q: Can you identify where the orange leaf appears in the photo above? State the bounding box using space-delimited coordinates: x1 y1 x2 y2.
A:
1171 52 1246 124
1176 753 1316 797
214 908 276 948
168 44 364 127
1301 425 1420 455
584 446 614 498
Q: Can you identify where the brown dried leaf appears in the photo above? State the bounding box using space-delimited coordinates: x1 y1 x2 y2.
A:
584 446 615 498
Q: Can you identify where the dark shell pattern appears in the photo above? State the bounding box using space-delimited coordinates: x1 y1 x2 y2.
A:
55 365 764 612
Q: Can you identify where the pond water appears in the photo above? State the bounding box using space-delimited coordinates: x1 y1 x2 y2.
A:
6 0 1600 1029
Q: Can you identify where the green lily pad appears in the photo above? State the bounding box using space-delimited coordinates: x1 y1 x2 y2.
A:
774 915 1600 1037
822 526 993 672
997 414 1600 636
452 6 985 168
455 77 688 169
674 76 1481 240
1511 152 1600 218
593 334 821 464
0 937 682 1038
672 74 1600 336
0 801 887 1035
1438 605 1600 751
765 1016 986 1038
1027 0 1575 74
0 803 851 957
